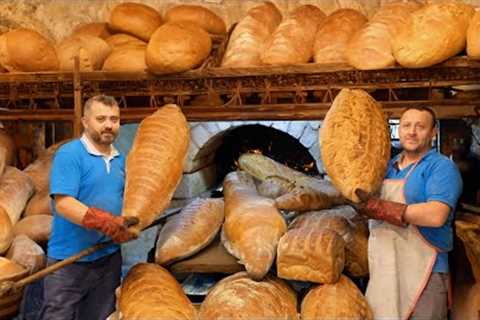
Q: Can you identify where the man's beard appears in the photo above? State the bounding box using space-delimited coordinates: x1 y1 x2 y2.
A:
91 130 117 145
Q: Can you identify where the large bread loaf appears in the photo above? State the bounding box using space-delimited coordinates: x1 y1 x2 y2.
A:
275 183 343 212
0 208 13 254
108 2 162 42
155 198 224 265
118 263 196 320
0 28 58 72
261 5 325 65
313 9 367 64
71 22 112 40
221 1 282 67
13 215 52 245
103 47 147 72
393 1 474 68
165 5 226 35
467 11 480 60
346 1 421 70
222 171 286 280
122 104 189 235
146 21 212 75
24 189 51 216
0 129 16 167
301 275 373 320
6 235 45 275
198 272 298 320
105 34 146 50
320 89 390 203
277 227 345 284
0 167 34 225
57 35 111 71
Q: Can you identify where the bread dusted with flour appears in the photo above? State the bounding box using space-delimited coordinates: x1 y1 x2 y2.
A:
155 198 224 265
320 89 390 203
222 171 286 280
198 272 298 320
122 104 189 235
164 5 226 35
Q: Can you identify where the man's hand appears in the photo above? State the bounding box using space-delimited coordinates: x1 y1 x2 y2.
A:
352 189 408 227
82 207 138 243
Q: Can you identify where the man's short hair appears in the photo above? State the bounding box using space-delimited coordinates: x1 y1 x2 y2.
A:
83 95 119 116
400 106 437 128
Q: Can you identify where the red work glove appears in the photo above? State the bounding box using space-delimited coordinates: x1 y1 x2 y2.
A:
82 207 138 243
354 189 408 227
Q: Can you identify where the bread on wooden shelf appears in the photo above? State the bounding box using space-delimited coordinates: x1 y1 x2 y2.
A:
103 46 146 72
105 34 146 50
165 5 226 35
467 11 480 60
57 35 111 71
71 22 112 40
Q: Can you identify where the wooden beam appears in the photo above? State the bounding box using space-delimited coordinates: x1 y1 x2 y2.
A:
73 57 82 137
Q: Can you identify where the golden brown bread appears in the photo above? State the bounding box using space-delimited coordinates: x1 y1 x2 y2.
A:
301 275 373 320
108 2 162 42
289 209 353 240
104 34 146 50
455 213 480 282
393 1 474 68
0 28 58 72
0 166 34 225
277 227 345 284
71 22 112 40
346 1 421 70
344 215 369 277
221 1 282 67
467 11 480 60
275 183 343 212
165 5 226 35
24 189 52 216
261 5 325 65
155 198 224 265
313 9 367 64
320 89 390 203
169 236 243 275
6 234 46 275
256 176 294 199
122 104 190 235
0 207 13 255
13 215 52 245
0 257 27 283
118 263 196 320
198 272 298 320
102 47 147 72
222 171 286 280
0 128 16 167
57 35 112 71
146 21 212 75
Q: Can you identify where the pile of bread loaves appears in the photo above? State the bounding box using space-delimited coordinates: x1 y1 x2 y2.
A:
0 2 226 74
0 129 58 318
223 0 480 69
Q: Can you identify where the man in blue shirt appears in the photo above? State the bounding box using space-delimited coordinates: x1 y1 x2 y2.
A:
39 95 136 320
355 106 462 320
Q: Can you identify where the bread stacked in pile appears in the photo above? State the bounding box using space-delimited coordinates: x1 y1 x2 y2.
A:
0 130 60 318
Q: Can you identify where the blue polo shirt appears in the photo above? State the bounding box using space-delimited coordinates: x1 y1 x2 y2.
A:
48 137 125 261
385 149 463 273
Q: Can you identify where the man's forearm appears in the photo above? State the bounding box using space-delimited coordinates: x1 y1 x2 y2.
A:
403 201 450 227
54 195 89 225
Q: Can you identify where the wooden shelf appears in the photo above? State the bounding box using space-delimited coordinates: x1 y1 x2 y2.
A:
0 56 479 124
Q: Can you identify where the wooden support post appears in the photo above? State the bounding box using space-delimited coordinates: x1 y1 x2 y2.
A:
73 56 82 137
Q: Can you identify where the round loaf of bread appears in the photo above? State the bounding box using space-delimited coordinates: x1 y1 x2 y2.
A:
104 33 146 50
108 2 162 41
393 2 475 68
146 21 212 75
6 234 46 275
57 35 112 71
0 257 27 282
103 47 147 72
320 89 390 203
467 10 480 60
71 22 112 40
0 28 58 72
13 215 52 245
164 5 226 34
24 189 52 216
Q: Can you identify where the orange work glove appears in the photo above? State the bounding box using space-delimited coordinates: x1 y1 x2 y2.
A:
82 207 138 243
354 189 408 227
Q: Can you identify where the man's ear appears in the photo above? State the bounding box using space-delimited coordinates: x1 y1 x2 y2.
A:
81 116 87 129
